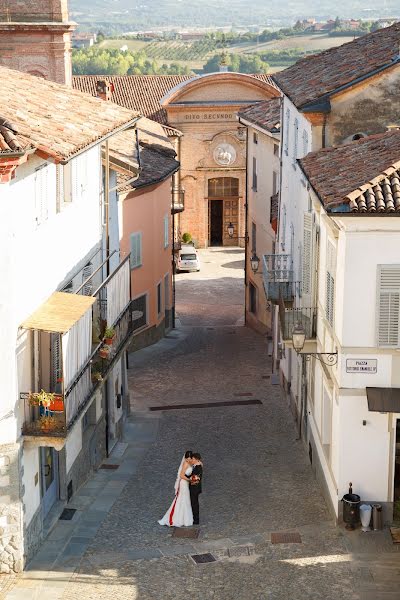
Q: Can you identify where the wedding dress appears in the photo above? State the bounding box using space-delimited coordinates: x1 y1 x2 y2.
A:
158 464 193 527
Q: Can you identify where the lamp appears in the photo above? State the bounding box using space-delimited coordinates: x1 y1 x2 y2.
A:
250 252 260 274
227 222 234 238
291 322 338 366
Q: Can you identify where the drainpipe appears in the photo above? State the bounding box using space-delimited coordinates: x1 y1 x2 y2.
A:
244 126 249 325
104 139 110 277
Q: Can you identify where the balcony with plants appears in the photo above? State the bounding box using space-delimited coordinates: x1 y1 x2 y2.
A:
20 256 133 444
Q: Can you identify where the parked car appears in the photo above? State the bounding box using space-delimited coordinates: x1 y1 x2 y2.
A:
175 245 200 272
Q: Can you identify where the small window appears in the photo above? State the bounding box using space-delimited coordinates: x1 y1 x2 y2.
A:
130 232 142 269
157 282 162 316
273 143 279 157
249 283 257 314
251 222 257 253
164 214 169 248
252 157 257 191
253 131 258 144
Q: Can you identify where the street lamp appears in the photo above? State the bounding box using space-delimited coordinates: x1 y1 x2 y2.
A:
227 222 235 238
227 222 248 242
291 322 338 366
250 252 260 274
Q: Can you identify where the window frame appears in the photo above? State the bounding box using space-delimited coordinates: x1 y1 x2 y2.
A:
130 232 143 270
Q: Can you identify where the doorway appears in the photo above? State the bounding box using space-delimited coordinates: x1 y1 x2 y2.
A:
394 419 400 520
40 447 58 517
209 200 223 246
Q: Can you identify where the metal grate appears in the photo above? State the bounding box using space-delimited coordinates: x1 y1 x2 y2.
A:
228 546 251 557
172 528 200 539
150 399 262 411
59 508 77 521
191 553 216 564
100 464 119 470
271 531 302 544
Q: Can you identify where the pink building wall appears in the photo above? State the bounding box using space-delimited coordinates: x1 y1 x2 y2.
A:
121 178 172 330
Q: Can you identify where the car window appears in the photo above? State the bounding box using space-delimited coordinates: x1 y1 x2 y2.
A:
181 254 197 260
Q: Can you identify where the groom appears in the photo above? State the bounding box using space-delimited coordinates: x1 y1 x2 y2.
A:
190 453 203 525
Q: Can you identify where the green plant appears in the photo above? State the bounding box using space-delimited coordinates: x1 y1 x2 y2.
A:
92 370 103 382
182 232 192 243
104 326 115 339
29 389 55 408
39 415 57 430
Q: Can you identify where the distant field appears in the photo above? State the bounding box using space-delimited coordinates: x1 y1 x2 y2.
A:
99 33 351 71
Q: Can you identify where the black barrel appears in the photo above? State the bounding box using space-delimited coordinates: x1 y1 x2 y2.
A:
342 483 360 528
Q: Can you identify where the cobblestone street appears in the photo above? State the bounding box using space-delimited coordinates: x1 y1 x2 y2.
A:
3 249 399 600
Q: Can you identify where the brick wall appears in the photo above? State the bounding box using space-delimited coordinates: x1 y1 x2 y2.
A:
0 0 69 22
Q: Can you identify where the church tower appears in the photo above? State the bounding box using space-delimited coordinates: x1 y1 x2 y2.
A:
0 0 76 85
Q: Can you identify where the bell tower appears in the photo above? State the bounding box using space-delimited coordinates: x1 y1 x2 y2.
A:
0 0 76 85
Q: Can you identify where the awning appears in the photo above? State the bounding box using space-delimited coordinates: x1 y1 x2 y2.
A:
366 387 400 413
20 292 96 334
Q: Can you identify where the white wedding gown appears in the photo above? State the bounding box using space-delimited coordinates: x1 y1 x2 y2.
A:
158 466 193 527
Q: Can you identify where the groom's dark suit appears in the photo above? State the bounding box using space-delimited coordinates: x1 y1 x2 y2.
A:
190 463 203 525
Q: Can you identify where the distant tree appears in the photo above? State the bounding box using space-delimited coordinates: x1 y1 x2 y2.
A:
96 31 105 44
334 16 342 29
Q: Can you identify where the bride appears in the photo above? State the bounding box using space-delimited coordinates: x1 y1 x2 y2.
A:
158 450 194 527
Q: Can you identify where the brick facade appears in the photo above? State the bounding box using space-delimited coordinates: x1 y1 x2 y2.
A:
0 1 75 85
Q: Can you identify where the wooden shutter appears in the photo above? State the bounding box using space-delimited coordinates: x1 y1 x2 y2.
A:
378 266 400 346
130 232 142 269
50 333 61 390
325 241 336 327
302 213 313 294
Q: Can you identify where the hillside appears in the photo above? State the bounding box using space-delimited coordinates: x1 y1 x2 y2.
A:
70 0 398 33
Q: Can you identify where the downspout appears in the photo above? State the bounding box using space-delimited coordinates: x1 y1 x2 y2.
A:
322 114 328 149
104 139 110 277
244 125 249 325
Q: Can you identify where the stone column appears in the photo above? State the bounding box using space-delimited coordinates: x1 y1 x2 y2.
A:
0 444 24 573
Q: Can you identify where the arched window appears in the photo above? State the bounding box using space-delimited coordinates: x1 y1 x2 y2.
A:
208 177 239 198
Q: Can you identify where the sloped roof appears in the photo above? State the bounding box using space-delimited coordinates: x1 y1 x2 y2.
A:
238 97 281 133
298 129 400 213
72 74 276 128
0 117 32 155
273 23 400 109
0 66 139 162
110 116 179 192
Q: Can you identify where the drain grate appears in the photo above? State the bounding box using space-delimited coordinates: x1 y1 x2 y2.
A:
191 553 216 564
59 508 77 521
150 399 262 411
100 464 119 470
173 527 199 539
271 531 302 544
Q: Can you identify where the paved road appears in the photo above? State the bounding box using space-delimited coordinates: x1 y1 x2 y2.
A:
4 249 399 600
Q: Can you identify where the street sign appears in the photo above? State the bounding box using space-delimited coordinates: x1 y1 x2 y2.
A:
346 359 377 374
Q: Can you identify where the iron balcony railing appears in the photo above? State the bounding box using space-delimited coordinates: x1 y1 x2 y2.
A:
263 254 298 304
172 186 185 214
21 257 133 438
279 299 317 342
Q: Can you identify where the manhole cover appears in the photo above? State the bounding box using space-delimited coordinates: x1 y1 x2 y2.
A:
228 546 250 557
100 464 119 470
59 508 76 521
173 528 200 539
191 553 216 564
271 532 302 544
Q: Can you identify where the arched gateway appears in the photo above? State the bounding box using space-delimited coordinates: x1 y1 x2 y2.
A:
161 72 279 247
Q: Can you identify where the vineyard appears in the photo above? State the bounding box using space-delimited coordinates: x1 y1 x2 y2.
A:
135 39 218 61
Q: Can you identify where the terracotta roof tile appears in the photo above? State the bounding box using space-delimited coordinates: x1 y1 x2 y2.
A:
0 117 32 155
0 66 139 161
72 74 276 128
238 97 281 133
273 23 400 109
299 129 400 213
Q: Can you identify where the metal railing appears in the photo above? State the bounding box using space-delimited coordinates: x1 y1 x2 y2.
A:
279 300 317 341
172 186 185 213
263 254 298 303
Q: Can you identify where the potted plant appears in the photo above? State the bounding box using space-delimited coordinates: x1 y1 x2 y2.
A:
91 370 103 383
182 232 192 244
39 415 57 432
104 326 115 346
29 389 55 409
99 345 110 359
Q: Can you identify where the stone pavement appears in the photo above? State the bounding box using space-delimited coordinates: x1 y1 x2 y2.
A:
2 248 400 600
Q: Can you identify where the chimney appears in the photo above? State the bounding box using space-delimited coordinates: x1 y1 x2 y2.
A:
96 79 114 102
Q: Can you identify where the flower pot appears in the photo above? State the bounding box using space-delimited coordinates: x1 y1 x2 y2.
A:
104 337 114 346
49 396 64 412
99 347 110 359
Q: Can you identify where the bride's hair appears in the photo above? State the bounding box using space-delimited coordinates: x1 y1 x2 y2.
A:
184 450 193 459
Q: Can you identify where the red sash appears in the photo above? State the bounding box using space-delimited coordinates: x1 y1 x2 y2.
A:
169 481 180 526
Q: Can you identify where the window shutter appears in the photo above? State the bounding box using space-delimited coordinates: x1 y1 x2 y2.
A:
281 206 286 251
50 333 61 390
284 108 290 155
130 232 142 269
302 213 313 294
164 214 169 248
325 241 336 327
377 266 400 346
35 166 49 225
293 118 299 168
56 165 64 212
302 130 309 156
82 263 93 296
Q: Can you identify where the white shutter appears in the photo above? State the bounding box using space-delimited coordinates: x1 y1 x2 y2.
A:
302 212 313 294
281 206 286 251
130 232 142 269
34 165 49 225
284 108 290 156
56 164 64 212
293 118 299 168
325 240 336 327
82 263 93 296
377 266 400 346
302 129 309 156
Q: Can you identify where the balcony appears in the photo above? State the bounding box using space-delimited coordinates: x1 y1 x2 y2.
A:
279 300 317 342
20 257 133 445
263 254 298 304
171 186 185 214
